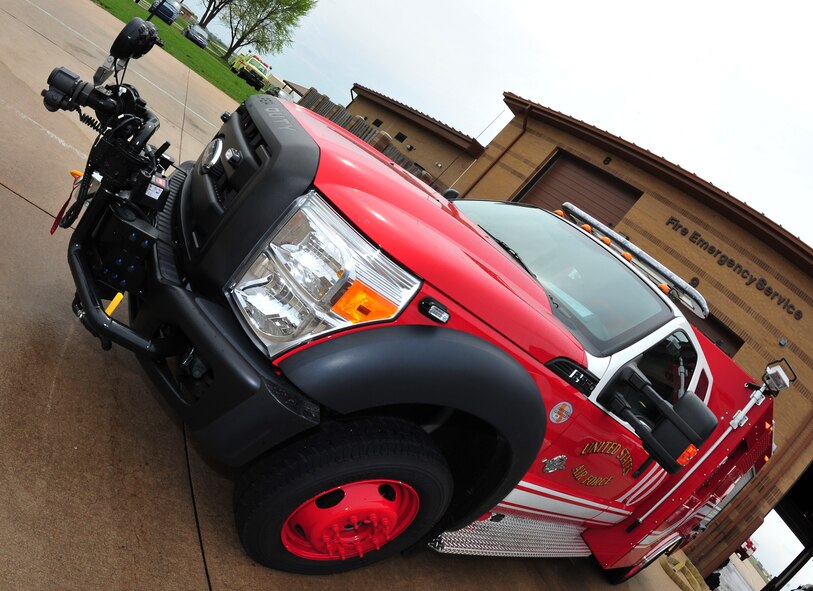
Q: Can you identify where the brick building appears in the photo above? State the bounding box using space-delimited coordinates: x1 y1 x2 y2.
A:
346 84 485 189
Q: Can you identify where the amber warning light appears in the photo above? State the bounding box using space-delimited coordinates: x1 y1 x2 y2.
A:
331 281 397 323
676 444 699 466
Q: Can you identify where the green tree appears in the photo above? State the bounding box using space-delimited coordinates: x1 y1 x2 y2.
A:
222 0 317 61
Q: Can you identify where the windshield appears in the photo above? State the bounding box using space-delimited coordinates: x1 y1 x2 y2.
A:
455 200 672 356
191 25 207 36
248 58 269 74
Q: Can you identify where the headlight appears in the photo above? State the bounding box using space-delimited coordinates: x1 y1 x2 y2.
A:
229 191 421 357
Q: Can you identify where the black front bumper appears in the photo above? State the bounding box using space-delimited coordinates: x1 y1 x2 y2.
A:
70 164 319 467
134 164 320 466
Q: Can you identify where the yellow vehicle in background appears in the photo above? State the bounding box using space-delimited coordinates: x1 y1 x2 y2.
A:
231 54 272 90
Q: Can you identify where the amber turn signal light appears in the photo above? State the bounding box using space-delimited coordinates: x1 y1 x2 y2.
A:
676 444 699 466
332 281 398 323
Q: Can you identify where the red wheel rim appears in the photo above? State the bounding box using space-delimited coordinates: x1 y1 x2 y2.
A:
281 479 420 560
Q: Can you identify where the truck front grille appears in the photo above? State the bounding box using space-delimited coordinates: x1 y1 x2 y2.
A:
178 94 319 293
237 105 267 156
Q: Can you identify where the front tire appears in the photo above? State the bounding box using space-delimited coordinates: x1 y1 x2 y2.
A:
234 418 453 574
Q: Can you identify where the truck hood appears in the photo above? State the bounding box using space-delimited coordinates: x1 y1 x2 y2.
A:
285 102 586 365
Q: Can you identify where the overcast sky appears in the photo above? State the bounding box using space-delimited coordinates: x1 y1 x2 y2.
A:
190 0 813 246
753 510 813 590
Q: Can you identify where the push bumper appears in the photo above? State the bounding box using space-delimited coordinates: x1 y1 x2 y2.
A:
68 164 320 467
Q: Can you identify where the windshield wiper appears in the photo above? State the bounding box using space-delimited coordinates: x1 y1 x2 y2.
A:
548 293 559 309
479 226 537 279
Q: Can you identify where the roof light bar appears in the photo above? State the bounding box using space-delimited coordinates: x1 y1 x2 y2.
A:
562 202 709 318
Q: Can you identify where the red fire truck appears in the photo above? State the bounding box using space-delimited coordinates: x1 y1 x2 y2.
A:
41 18 790 582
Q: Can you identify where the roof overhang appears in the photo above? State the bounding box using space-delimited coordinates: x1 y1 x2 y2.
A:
503 92 813 275
283 80 309 98
352 84 485 157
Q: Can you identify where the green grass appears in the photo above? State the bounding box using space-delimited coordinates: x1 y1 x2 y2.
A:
91 0 257 103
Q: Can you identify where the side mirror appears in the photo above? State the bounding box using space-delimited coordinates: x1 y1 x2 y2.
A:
601 363 718 474
649 391 717 472
110 18 160 60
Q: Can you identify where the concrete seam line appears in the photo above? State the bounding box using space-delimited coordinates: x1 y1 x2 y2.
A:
183 423 213 591
179 69 191 160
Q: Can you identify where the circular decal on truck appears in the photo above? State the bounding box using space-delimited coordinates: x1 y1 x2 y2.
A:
549 402 573 424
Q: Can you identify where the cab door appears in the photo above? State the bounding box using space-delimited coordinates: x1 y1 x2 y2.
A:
502 320 709 525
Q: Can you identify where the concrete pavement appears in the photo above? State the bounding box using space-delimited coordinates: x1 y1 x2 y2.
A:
0 0 692 588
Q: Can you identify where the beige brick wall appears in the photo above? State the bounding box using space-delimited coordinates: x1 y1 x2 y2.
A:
454 120 556 200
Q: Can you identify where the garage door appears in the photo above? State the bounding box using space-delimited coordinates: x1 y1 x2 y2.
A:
518 152 642 228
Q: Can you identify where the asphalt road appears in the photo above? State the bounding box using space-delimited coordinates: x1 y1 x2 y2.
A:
0 0 689 588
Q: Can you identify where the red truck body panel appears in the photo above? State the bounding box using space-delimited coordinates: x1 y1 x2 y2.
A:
287 102 586 367
280 100 775 572
584 329 774 568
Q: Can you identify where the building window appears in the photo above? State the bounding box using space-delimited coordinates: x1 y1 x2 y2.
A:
395 132 407 142
372 118 383 127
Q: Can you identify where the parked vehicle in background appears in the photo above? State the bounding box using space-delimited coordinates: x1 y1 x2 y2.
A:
735 538 757 560
231 53 272 90
149 0 181 25
182 24 209 49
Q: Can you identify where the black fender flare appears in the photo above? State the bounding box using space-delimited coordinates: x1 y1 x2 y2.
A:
279 325 546 530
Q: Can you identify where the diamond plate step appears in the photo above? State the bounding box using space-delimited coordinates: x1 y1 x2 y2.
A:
430 513 591 558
